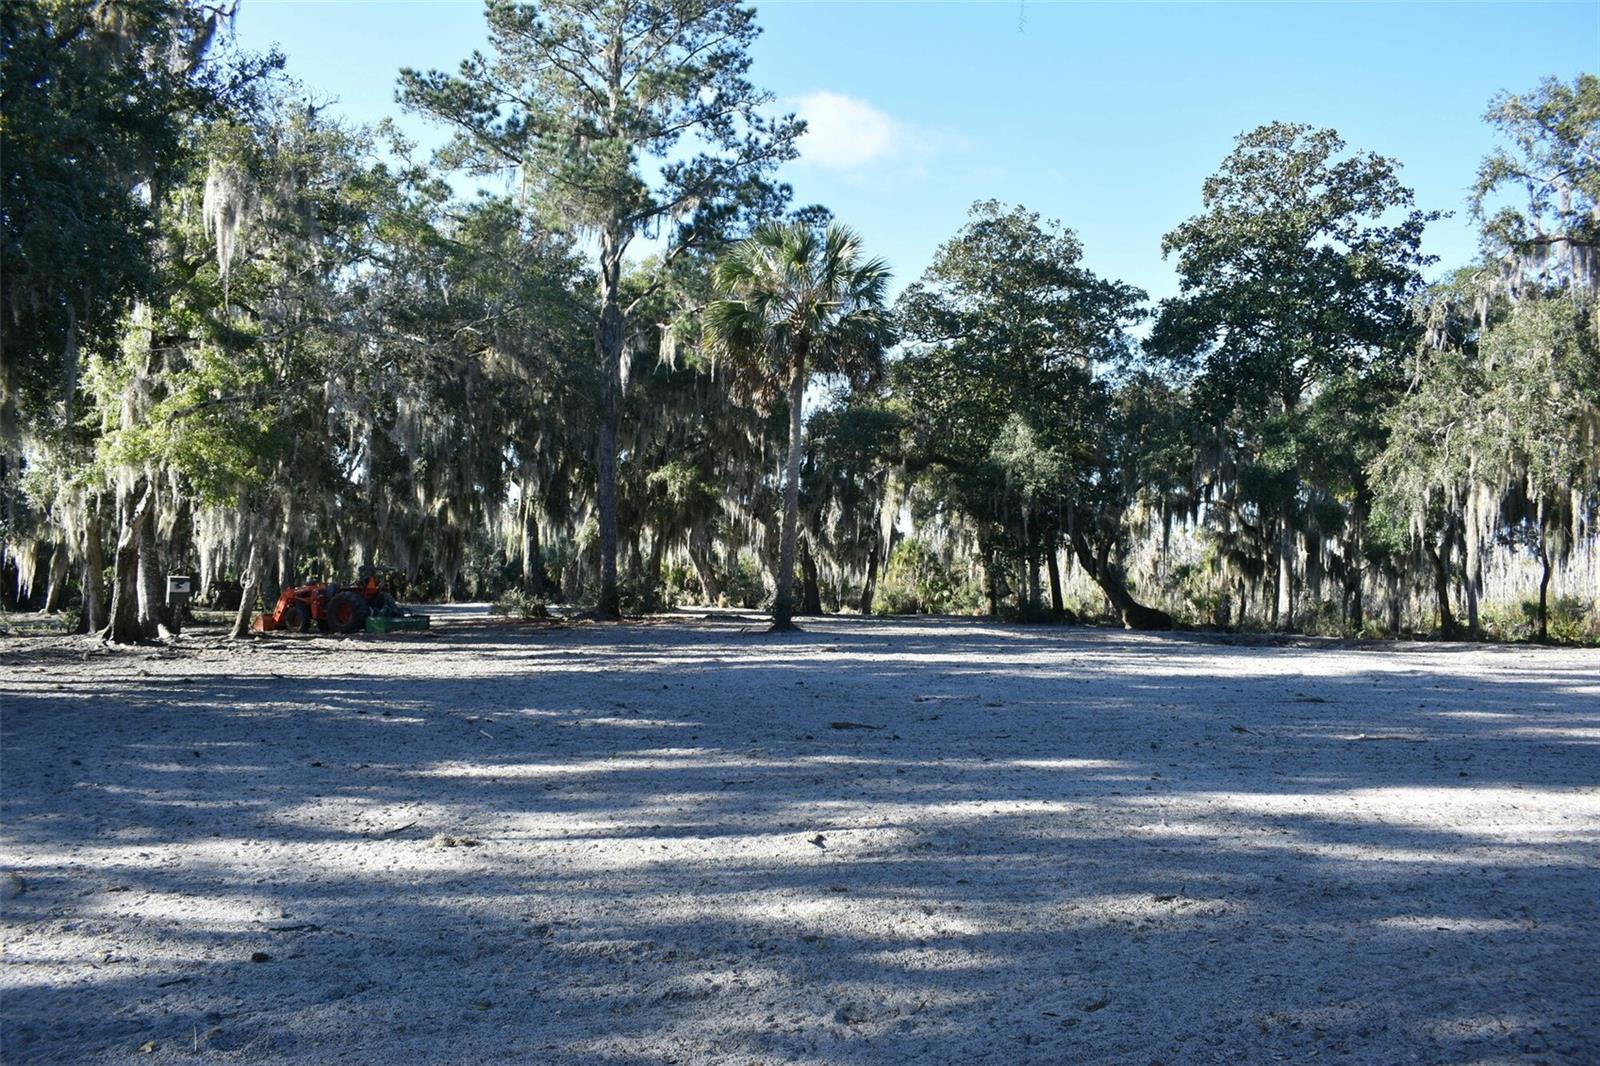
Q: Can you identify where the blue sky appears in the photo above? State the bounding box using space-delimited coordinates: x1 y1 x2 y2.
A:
234 1 1598 304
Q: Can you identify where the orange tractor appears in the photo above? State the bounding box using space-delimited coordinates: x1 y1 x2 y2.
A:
253 569 424 634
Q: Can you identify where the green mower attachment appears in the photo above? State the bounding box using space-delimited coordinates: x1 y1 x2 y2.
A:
366 613 431 634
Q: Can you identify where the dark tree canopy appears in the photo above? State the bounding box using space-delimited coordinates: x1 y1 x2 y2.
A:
1 0 274 436
1151 122 1436 417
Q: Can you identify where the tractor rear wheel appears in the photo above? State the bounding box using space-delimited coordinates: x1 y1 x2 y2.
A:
327 591 371 634
281 604 310 633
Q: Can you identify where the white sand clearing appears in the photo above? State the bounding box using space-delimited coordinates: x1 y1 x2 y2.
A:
2 613 1597 1064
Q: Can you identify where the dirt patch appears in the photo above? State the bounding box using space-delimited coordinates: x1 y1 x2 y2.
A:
3 615 1597 1063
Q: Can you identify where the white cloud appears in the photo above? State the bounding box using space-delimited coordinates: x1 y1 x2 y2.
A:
792 91 906 169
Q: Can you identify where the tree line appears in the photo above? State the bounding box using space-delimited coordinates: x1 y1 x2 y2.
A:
2 0 1596 642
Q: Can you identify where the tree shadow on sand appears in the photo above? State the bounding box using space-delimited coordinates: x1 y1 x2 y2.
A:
2 618 1596 1063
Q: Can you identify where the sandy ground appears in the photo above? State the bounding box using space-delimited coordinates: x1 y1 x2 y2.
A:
2 612 1597 1065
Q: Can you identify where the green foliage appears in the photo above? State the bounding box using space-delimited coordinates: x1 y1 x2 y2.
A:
703 220 894 626
493 588 549 620
1374 74 1600 592
1472 73 1600 287
704 222 895 407
875 539 943 615
872 538 983 616
798 394 906 598
1147 122 1439 630
895 201 1145 564
1542 597 1598 645
399 0 801 246
0 0 276 436
661 560 697 603
4 18 1594 649
1479 597 1599 645
400 0 806 614
897 200 1140 475
1152 123 1435 416
721 551 768 610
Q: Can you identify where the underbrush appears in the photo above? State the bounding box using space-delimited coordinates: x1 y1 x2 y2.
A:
871 539 985 616
619 579 676 615
719 552 769 610
0 609 77 636
1480 597 1599 645
491 590 549 621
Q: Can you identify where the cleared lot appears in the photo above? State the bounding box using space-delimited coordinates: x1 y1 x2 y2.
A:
3 615 1597 1064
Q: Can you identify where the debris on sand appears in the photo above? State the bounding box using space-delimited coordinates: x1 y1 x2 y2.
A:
833 1002 869 1025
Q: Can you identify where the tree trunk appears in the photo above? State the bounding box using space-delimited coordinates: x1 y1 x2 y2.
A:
260 538 281 611
626 534 643 587
255 541 277 611
562 557 581 604
1537 544 1551 642
80 499 107 634
1025 549 1041 615
644 531 666 608
43 543 70 613
594 227 626 619
1069 528 1173 630
1276 519 1295 632
1346 504 1365 633
1462 525 1481 640
1426 534 1457 640
1267 545 1280 629
1046 546 1065 618
137 496 171 637
859 540 880 615
521 492 545 598
231 543 260 640
799 537 823 616
268 553 284 602
688 528 723 605
33 551 49 606
1387 568 1402 637
275 524 294 599
169 496 192 573
103 479 155 643
772 352 807 629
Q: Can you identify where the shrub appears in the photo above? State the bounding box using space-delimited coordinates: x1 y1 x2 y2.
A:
619 577 676 615
1480 601 1534 642
662 561 696 603
722 551 768 609
872 538 985 615
873 581 921 615
492 589 549 620
1546 596 1599 645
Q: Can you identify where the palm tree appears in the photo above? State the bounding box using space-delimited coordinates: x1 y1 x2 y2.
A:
702 222 894 629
